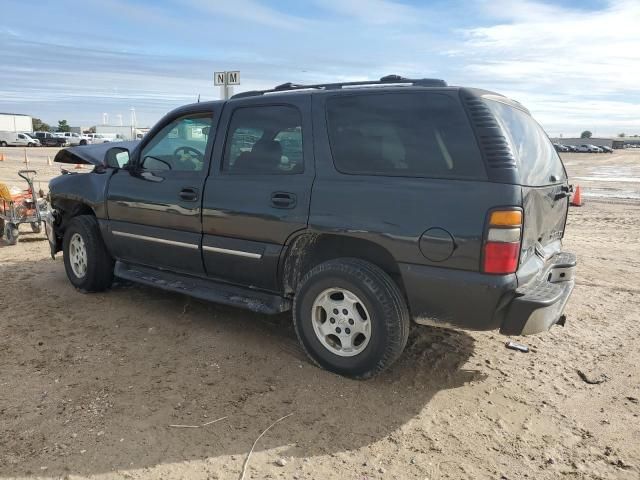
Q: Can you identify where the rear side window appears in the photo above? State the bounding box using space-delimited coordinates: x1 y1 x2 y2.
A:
483 99 566 186
223 105 303 174
326 93 486 179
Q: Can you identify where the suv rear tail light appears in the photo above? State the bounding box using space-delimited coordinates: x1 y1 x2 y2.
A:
483 209 522 274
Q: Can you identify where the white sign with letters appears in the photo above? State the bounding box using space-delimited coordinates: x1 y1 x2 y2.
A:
226 71 240 85
214 71 241 86
214 72 226 86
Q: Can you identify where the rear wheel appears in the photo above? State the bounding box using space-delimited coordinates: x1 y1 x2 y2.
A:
0 141 7 147
293 258 410 379
63 215 114 292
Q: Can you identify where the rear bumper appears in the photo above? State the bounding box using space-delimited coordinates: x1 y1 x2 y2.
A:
399 251 576 335
399 263 517 331
500 252 576 335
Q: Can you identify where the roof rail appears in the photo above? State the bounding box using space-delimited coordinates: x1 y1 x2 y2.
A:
231 75 447 99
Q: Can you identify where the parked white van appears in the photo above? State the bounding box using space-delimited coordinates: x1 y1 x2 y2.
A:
0 131 39 147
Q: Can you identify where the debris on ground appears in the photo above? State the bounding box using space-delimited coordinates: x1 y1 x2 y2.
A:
505 341 529 353
576 369 609 385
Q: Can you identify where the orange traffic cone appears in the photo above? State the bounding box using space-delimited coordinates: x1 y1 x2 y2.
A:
0 153 4 162
74 163 82 170
570 185 583 207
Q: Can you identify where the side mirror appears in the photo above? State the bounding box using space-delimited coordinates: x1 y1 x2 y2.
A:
105 147 131 169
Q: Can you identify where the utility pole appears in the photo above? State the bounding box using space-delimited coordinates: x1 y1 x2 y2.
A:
130 108 137 140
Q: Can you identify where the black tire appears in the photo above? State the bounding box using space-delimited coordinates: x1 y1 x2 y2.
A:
293 258 410 379
31 222 42 233
80 140 87 146
5 222 19 245
0 141 7 147
62 215 114 292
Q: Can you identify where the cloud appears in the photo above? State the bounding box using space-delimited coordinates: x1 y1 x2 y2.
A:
179 0 310 30
314 0 423 25
457 0 640 134
1 0 637 135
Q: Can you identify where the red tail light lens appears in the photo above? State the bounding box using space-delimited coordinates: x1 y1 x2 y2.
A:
483 241 520 274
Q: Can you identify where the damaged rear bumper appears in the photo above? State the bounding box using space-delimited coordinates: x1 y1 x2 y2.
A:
500 252 576 335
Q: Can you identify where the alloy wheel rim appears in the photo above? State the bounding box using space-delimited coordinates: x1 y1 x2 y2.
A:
69 233 88 278
311 288 371 357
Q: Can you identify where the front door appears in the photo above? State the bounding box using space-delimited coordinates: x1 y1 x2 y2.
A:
201 96 314 291
105 110 217 275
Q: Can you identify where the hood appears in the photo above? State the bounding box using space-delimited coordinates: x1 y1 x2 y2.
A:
54 141 140 165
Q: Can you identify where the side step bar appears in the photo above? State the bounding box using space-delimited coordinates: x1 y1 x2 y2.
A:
114 261 291 315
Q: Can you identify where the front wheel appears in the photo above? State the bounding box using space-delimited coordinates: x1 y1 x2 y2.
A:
293 258 410 379
63 215 114 292
4 222 19 245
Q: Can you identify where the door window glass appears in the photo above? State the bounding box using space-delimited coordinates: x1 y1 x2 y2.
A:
140 114 213 172
223 106 303 174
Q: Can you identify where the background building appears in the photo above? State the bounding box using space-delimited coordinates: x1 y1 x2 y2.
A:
96 125 149 141
0 113 32 132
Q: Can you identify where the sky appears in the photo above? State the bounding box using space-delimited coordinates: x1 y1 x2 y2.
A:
1 0 638 136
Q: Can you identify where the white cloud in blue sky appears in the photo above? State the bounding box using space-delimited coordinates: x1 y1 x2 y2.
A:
1 0 638 136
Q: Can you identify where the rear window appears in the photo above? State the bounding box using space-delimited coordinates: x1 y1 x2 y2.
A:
326 93 486 179
483 99 566 186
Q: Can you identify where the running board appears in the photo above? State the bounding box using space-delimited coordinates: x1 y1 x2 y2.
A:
114 261 290 315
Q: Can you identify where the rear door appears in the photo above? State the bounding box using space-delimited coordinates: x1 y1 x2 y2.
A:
105 109 217 275
201 95 314 291
483 99 569 269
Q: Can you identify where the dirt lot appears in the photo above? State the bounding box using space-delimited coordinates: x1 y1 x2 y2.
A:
1 147 639 479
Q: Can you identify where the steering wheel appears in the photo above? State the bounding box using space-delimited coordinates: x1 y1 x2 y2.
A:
174 146 204 161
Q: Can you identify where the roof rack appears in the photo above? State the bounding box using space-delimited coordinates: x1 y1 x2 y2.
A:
231 75 447 99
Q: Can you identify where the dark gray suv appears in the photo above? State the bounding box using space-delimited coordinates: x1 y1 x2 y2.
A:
46 76 576 379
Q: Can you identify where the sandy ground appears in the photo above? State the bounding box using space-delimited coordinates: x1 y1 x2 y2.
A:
1 148 639 479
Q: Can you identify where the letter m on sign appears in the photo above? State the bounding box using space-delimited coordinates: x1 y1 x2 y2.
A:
226 71 240 85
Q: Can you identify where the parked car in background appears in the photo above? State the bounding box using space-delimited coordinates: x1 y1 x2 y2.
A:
22 133 41 146
55 132 89 146
553 143 569 152
0 131 39 147
577 144 600 153
600 146 613 153
566 145 578 152
46 75 576 379
34 131 68 147
85 133 110 144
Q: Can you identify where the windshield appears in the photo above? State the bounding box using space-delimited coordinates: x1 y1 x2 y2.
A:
484 99 566 186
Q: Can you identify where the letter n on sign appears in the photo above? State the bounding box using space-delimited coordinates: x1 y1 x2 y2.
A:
214 72 225 86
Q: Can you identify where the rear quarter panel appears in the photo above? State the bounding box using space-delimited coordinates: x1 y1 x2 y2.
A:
308 175 521 270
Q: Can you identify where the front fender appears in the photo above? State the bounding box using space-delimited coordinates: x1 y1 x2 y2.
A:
49 170 113 219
